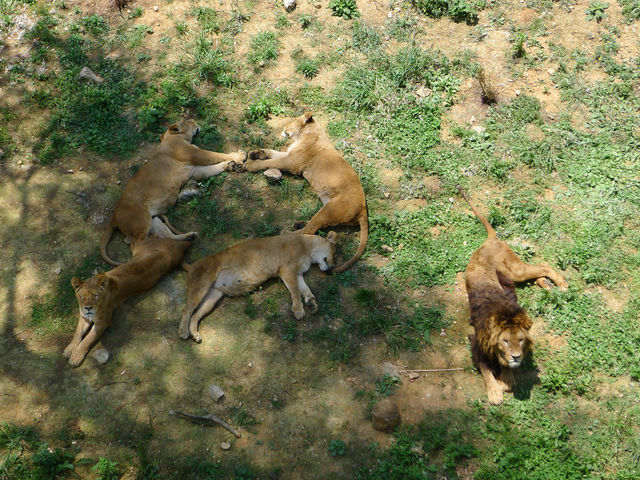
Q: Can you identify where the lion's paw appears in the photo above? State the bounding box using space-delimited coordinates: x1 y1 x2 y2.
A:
249 149 269 160
305 297 318 314
63 343 75 358
293 220 306 231
186 231 198 241
232 150 248 163
228 160 247 173
192 332 202 344
69 350 87 368
292 305 305 320
487 386 504 405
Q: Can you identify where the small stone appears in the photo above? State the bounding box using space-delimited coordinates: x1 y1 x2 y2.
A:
0 149 4 159
92 348 110 365
55 267 62 275
383 192 390 198
258 61 266 68
372 398 401 432
416 86 432 98
247 362 253 368
264 168 282 183
153 5 159 11
515 89 521 96
388 11 393 18
283 0 296 12
78 67 104 84
209 385 225 402
315 2 321 8
381 245 394 253
221 442 231 450
66 169 74 174
408 372 420 381
178 188 202 202
547 68 555 75
381 361 400 379
440 329 446 336
471 125 486 134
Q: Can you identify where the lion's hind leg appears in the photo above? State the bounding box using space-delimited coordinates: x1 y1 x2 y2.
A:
500 246 568 290
179 285 223 343
151 216 197 241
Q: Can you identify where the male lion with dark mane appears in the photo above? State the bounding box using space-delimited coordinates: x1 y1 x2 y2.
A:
459 187 568 405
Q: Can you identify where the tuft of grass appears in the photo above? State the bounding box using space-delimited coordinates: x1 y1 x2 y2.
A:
190 6 221 33
411 0 481 25
247 32 280 67
295 57 319 78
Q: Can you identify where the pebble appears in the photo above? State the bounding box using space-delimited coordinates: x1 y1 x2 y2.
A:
372 399 401 432
92 348 110 365
515 89 521 96
408 372 420 381
381 361 400 379
153 6 159 11
264 168 282 183
209 385 225 402
78 66 104 84
283 0 296 12
221 442 231 450
381 245 394 253
55 267 62 275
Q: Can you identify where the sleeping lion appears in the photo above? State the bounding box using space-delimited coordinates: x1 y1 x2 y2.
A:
178 232 337 343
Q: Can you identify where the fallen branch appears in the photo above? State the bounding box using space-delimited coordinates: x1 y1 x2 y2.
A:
95 381 130 391
401 368 465 373
169 409 241 438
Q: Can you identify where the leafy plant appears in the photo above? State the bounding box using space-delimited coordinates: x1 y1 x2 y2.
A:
295 57 319 78
328 439 346 457
586 1 609 22
412 0 480 25
92 457 120 480
329 0 360 19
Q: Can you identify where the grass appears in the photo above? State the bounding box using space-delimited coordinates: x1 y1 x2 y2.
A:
2 1 640 479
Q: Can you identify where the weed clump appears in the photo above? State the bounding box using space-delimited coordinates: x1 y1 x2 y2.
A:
248 31 280 67
329 0 360 19
411 0 481 25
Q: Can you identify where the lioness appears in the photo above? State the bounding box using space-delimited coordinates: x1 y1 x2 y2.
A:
178 231 337 343
101 119 246 266
65 236 192 367
239 112 368 273
459 187 568 405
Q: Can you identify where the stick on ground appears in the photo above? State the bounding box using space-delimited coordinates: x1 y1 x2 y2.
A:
402 368 465 373
169 409 241 438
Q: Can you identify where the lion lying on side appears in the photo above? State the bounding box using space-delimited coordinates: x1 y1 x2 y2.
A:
178 232 337 343
101 119 246 266
65 236 192 367
238 112 368 273
459 187 568 405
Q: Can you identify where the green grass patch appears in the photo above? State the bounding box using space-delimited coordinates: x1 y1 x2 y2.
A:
247 31 280 67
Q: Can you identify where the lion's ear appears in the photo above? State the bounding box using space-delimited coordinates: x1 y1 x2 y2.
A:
96 275 109 291
327 231 338 244
302 111 314 124
71 277 82 291
168 123 181 134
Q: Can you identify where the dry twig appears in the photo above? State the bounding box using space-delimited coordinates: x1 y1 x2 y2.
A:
401 368 465 373
169 409 241 438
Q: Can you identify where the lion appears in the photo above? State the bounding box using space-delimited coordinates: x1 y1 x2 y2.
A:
65 236 192 367
237 112 368 273
459 186 568 405
178 231 337 343
100 119 246 266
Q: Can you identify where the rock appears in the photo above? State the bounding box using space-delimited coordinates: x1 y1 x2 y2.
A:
209 385 225 402
372 398 400 432
547 68 555 75
153 5 159 11
471 125 486 135
92 348 110 365
55 267 62 275
515 89 521 96
0 149 4 159
264 168 282 183
178 188 202 202
221 442 231 450
408 372 420 381
416 86 432 98
78 67 104 84
381 361 400 379
381 245 394 253
283 0 296 12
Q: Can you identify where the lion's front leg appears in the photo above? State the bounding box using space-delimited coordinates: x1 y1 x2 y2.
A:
477 360 504 405
188 145 246 166
244 151 303 174
280 268 305 320
297 274 318 314
68 321 108 367
64 315 93 358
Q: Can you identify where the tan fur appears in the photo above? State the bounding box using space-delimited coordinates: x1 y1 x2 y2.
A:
65 237 192 367
100 119 245 266
178 232 337 343
239 112 368 273
459 187 568 405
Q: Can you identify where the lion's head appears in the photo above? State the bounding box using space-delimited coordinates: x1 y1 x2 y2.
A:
71 275 112 321
311 231 337 272
161 119 200 143
471 292 533 369
281 111 315 140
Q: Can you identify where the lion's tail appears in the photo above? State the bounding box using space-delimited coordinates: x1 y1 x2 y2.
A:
332 211 369 274
457 185 496 238
100 217 123 267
